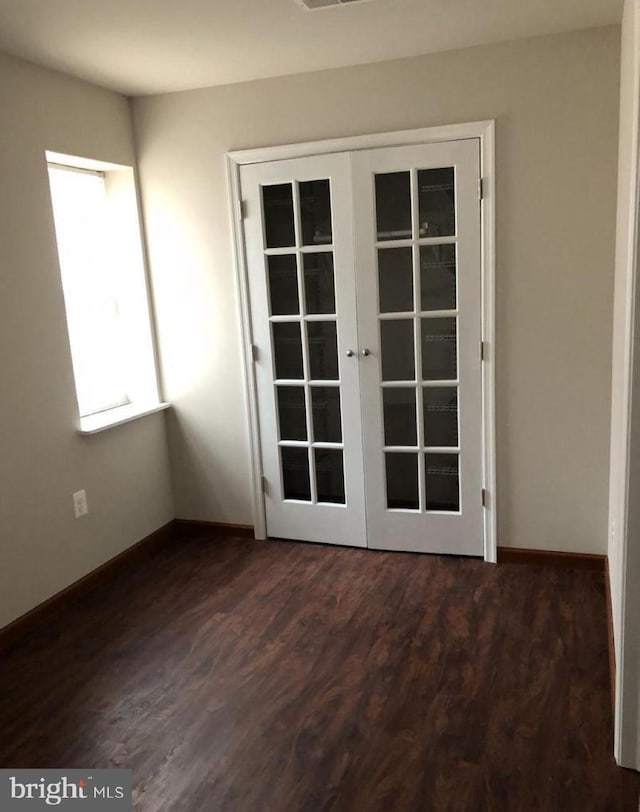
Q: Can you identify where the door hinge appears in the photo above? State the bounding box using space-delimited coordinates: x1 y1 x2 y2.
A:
261 475 268 494
480 340 486 362
482 488 488 508
478 178 484 200
238 198 248 219
250 344 258 362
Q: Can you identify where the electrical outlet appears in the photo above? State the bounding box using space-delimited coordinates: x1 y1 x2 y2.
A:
73 489 88 519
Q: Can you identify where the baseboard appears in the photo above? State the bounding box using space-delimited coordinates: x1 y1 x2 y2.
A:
0 520 176 651
604 556 616 715
497 546 606 572
173 519 255 539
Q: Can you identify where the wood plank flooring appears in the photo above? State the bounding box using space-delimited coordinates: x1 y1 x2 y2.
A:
0 529 638 811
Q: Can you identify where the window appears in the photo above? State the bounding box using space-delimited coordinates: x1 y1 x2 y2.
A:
46 153 166 432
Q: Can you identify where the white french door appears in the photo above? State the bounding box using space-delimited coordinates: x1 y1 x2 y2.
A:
242 154 367 547
240 138 484 556
352 141 483 555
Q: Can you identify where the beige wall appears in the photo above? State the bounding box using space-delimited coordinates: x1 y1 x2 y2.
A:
0 51 174 628
133 26 620 553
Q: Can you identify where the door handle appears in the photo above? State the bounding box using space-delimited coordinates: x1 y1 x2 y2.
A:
345 349 355 357
361 348 371 356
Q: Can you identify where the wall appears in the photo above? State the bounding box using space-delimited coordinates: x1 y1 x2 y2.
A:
0 51 174 629
133 26 620 553
608 0 640 771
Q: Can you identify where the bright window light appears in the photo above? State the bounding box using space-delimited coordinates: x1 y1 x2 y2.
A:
48 166 129 416
47 156 163 427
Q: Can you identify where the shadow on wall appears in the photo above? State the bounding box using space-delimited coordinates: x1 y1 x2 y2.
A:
164 408 252 522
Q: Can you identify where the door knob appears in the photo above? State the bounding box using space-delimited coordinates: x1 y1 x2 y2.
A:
345 349 355 357
361 348 371 356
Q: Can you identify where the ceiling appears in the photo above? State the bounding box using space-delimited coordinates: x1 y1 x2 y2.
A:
0 0 623 96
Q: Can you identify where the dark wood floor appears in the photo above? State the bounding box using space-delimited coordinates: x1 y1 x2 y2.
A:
0 529 638 811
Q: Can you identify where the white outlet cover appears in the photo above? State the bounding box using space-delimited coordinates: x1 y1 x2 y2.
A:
73 489 88 518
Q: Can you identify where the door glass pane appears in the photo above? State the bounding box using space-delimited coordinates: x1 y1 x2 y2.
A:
307 321 338 380
268 254 299 315
315 449 345 503
425 453 459 511
378 247 413 313
311 386 342 443
263 184 295 248
381 319 415 381
383 388 417 446
421 317 457 380
277 386 307 441
281 447 311 501
273 322 304 379
385 453 419 510
420 244 456 312
303 253 335 314
300 179 332 246
423 387 458 447
375 172 411 241
418 167 455 238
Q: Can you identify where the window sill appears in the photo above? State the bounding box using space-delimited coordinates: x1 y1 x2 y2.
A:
79 402 170 435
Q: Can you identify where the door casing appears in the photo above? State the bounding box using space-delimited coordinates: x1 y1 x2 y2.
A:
226 121 497 562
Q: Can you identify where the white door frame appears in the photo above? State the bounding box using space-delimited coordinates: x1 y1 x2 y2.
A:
609 0 640 770
226 120 497 562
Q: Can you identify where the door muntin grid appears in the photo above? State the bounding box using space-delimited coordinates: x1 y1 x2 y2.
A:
262 179 346 506
375 167 461 514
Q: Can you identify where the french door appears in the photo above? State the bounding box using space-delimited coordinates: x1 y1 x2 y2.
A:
352 142 483 554
240 139 483 555
242 154 367 547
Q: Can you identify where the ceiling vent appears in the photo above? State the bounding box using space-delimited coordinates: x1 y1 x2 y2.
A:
297 0 371 9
